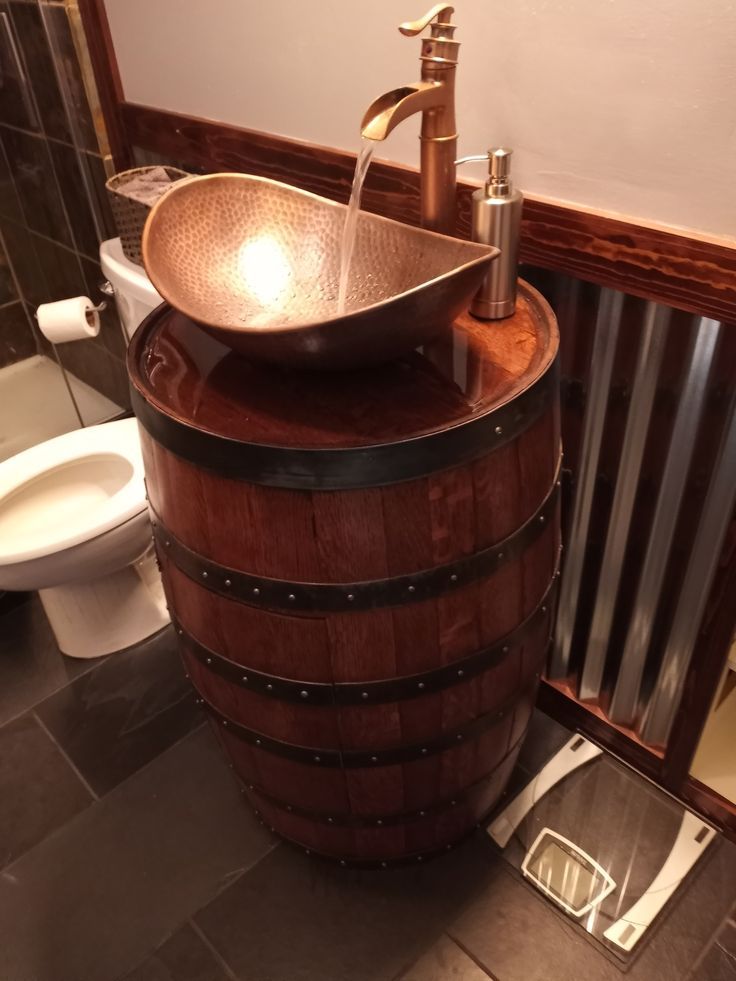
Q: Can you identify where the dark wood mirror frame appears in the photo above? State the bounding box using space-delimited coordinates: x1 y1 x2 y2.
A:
78 0 736 839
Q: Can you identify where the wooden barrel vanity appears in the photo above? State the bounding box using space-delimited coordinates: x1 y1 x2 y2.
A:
128 280 560 867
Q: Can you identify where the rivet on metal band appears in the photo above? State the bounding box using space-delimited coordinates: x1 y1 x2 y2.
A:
240 727 526 829
152 460 560 614
199 674 539 769
254 755 521 871
173 569 558 706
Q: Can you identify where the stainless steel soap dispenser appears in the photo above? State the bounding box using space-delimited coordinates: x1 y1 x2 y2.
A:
457 148 522 319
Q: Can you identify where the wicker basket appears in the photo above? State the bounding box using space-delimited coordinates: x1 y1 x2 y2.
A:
106 166 190 266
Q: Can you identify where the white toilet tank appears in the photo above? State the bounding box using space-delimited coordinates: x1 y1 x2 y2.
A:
100 238 163 342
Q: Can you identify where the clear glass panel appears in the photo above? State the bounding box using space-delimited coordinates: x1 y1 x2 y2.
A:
0 0 128 457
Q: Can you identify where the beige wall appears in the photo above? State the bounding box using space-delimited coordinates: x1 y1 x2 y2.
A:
104 0 736 240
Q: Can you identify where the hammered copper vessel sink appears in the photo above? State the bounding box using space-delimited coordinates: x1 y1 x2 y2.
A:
141 174 497 369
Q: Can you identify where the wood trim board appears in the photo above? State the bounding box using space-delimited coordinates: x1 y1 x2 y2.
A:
76 0 130 168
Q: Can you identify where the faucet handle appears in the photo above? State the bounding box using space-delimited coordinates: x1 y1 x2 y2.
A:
399 4 454 37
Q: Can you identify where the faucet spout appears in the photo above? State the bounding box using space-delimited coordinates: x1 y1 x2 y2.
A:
360 7 459 234
361 82 443 142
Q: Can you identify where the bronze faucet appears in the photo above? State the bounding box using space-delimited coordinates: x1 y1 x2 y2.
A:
361 4 458 236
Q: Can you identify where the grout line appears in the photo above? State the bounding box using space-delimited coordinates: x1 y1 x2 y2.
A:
6 217 101 266
447 932 500 980
0 114 99 155
36 3 106 247
0 718 212 877
32 709 100 801
188 919 240 981
689 904 736 975
0 224 35 333
0 650 105 732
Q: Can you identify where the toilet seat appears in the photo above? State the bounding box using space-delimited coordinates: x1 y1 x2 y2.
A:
0 417 146 566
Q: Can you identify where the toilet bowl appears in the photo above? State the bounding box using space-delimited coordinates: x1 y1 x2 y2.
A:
0 238 168 658
0 418 167 657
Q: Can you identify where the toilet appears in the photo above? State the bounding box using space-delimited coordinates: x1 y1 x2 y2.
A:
0 239 168 659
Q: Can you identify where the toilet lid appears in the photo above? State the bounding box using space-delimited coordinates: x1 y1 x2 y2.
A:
0 418 147 565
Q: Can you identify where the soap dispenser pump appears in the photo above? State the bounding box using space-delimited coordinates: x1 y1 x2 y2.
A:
456 147 523 320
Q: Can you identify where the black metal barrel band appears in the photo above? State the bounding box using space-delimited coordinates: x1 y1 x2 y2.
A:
152 462 561 614
131 361 558 491
198 674 540 769
280 826 486 870
243 727 528 829
251 770 522 870
175 568 558 706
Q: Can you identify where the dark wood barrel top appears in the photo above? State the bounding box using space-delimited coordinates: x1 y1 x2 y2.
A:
128 280 558 451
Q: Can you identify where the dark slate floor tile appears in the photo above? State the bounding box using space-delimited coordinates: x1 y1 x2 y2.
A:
398 935 494 980
515 708 571 774
36 625 201 795
121 923 234 981
722 918 736 958
0 713 92 868
195 835 497 981
0 594 99 727
0 726 274 981
450 831 736 981
689 942 736 980
449 862 619 981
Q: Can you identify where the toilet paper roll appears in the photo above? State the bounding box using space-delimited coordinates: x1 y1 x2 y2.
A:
36 296 101 343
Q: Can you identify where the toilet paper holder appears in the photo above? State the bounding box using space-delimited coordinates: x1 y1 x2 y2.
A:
33 298 107 321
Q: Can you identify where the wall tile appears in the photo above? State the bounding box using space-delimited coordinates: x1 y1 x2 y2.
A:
0 2 39 131
0 0 127 417
0 130 24 223
0 299 34 366
79 254 127 360
0 216 43 305
48 138 99 258
11 233 130 407
7 0 70 142
55 337 130 409
1 124 72 245
26 230 85 302
42 3 98 153
84 150 117 240
0 230 18 303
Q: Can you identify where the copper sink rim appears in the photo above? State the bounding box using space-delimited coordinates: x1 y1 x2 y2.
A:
141 172 498 337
